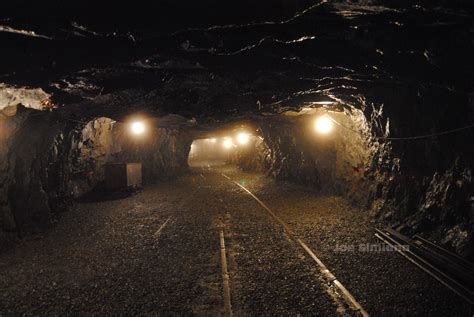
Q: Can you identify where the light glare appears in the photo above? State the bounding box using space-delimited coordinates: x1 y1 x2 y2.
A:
223 139 233 149
131 121 145 135
315 116 333 134
237 132 250 145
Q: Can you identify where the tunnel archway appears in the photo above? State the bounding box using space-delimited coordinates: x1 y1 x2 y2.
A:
0 112 195 240
185 107 373 198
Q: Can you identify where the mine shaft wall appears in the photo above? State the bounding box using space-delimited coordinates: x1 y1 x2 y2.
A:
113 126 193 184
364 87 474 258
0 108 192 249
238 108 370 197
238 100 473 258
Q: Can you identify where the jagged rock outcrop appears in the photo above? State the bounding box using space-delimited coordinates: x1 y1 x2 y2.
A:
0 84 51 111
369 157 473 258
239 108 371 194
237 137 269 173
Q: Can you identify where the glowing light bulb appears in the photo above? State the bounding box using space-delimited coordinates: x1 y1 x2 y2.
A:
315 116 333 134
237 132 250 145
131 121 145 135
223 139 233 149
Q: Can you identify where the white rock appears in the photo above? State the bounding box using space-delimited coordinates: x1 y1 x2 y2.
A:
0 84 50 111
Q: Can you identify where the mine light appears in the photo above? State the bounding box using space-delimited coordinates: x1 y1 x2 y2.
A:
236 132 250 145
130 121 145 135
314 115 334 134
223 138 233 149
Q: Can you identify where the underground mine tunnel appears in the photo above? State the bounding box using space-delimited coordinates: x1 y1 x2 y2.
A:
0 0 473 315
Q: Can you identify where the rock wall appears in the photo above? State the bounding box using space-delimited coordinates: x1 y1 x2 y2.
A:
0 108 29 248
357 85 474 258
240 108 370 195
66 119 193 195
111 124 193 183
237 137 269 173
0 108 192 250
67 117 118 198
238 102 473 259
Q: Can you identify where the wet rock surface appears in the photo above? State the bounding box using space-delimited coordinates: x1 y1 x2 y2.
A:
368 155 474 259
2 1 472 120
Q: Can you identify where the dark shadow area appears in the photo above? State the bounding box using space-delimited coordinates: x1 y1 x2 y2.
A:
76 182 141 203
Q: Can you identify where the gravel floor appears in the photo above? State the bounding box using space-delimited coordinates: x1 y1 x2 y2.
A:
1 166 472 316
0 174 224 315
222 167 473 316
212 174 339 316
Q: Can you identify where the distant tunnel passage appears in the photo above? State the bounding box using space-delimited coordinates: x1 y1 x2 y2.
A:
187 138 230 167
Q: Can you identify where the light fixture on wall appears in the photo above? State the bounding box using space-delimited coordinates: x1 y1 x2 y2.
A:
236 132 250 145
314 115 334 134
223 138 233 149
130 121 146 135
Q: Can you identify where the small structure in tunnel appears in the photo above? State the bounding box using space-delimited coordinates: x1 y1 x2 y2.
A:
105 162 143 191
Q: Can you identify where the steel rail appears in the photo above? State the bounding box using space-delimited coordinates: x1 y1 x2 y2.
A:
375 228 474 305
221 173 369 317
413 235 474 273
385 228 474 282
154 216 172 236
219 229 233 317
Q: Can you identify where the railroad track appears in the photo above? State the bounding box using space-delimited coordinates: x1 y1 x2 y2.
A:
375 227 474 305
221 173 369 317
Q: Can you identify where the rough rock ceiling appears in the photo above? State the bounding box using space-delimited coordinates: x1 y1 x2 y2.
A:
1 1 473 123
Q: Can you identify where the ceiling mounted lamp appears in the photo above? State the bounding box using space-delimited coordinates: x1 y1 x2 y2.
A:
130 121 146 135
314 115 334 134
236 132 250 145
223 138 233 149
311 101 337 105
